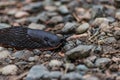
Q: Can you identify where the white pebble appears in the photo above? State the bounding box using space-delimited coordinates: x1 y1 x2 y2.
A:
49 60 62 67
0 50 10 59
0 65 18 75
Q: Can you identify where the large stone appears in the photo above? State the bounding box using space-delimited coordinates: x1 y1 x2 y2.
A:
65 45 94 59
26 65 49 80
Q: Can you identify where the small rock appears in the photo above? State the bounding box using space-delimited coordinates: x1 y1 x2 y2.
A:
0 23 11 29
28 57 35 62
62 22 77 33
27 17 39 23
43 71 62 79
22 2 43 12
91 5 104 19
76 64 88 71
0 47 5 51
76 23 90 34
12 50 33 60
61 72 83 80
15 18 27 23
49 16 63 23
7 9 18 15
63 41 75 51
49 60 62 67
28 23 46 30
33 49 42 55
58 5 69 14
115 11 120 20
37 12 48 22
95 58 111 67
64 63 75 71
46 12 58 17
15 11 29 18
87 56 97 62
104 37 116 44
94 45 103 54
92 18 110 26
26 65 49 80
65 45 94 60
116 76 120 80
44 6 57 12
84 59 94 68
0 65 18 75
0 50 11 59
63 14 74 22
114 30 120 40
83 75 100 80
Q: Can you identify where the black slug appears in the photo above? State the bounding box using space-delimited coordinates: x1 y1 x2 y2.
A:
0 26 63 50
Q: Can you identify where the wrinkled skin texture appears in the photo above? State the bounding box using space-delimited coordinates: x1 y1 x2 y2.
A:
0 27 62 50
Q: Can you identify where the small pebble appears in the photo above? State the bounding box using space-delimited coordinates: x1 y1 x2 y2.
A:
43 71 62 79
49 16 63 23
65 45 94 60
114 30 120 40
62 22 77 33
0 50 10 59
12 50 33 60
76 23 90 34
83 75 100 80
92 18 110 26
58 5 69 14
26 65 49 80
15 11 29 18
0 65 18 75
61 72 83 80
115 11 120 20
28 23 46 30
76 64 88 71
95 58 111 67
49 60 62 67
0 23 11 29
64 63 75 71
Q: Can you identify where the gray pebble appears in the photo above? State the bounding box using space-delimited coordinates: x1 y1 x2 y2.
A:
37 12 49 22
76 23 90 34
64 63 75 71
28 23 46 30
26 65 49 80
91 5 104 19
43 71 62 79
63 41 75 51
104 37 117 44
61 72 83 80
62 22 77 33
76 64 88 71
12 50 33 60
27 17 39 23
95 58 111 67
49 16 63 23
94 45 103 54
33 49 42 55
0 23 11 29
84 59 94 68
114 30 120 40
58 5 69 14
65 45 94 59
22 2 43 12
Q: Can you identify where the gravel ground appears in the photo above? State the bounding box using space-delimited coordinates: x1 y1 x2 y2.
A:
0 0 120 80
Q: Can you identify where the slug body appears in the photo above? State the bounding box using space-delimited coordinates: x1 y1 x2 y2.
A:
0 27 62 50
